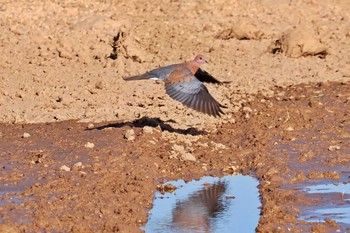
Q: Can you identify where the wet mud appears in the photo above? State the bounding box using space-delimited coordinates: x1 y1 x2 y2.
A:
0 82 349 232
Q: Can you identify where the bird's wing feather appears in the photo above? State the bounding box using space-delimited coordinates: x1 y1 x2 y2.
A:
165 68 224 117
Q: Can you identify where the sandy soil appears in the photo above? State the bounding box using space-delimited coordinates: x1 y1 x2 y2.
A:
0 0 350 232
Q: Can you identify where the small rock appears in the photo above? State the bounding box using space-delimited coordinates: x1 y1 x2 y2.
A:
172 144 185 152
124 129 135 140
142 126 153 134
59 165 71 172
87 123 95 129
328 145 340 151
181 152 196 161
171 144 196 161
212 142 227 150
72 162 83 170
84 142 95 149
242 106 253 112
286 126 294 131
22 132 31 138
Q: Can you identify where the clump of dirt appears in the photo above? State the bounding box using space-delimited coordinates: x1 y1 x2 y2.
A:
269 27 327 58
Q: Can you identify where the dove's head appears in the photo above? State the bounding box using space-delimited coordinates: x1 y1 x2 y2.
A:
194 55 208 65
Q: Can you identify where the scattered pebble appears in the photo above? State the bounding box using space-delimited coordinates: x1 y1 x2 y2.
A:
182 152 196 161
286 126 294 131
142 126 153 134
211 142 227 150
72 162 83 170
59 165 71 172
124 129 135 140
171 144 196 161
328 145 340 151
242 106 253 112
22 132 31 138
87 123 95 129
84 142 95 149
172 144 185 153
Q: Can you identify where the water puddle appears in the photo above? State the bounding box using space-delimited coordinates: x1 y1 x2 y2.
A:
143 174 261 233
0 177 37 224
300 182 350 225
305 183 350 196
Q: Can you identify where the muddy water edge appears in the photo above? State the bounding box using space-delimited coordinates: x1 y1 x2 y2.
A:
0 81 349 232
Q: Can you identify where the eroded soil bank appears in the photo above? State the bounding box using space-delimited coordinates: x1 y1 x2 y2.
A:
1 82 349 232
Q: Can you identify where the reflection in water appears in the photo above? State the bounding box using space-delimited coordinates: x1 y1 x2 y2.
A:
172 182 226 233
144 175 261 233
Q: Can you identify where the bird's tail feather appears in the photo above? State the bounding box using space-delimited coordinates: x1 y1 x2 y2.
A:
123 73 151 81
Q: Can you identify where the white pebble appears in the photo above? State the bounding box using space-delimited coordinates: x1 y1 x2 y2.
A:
59 165 71 172
124 129 135 140
73 162 83 169
328 145 340 151
22 132 31 138
143 126 153 134
84 142 95 149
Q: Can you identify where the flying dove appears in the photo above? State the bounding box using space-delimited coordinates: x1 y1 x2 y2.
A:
123 55 229 117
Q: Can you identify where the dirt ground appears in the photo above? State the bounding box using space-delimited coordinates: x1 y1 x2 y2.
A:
0 0 350 232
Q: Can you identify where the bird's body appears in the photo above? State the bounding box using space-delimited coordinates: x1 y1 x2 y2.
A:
123 55 228 117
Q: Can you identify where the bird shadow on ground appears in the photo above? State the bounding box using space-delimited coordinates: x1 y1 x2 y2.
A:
88 116 207 136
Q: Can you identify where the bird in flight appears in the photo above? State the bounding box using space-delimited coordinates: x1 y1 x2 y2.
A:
123 55 229 117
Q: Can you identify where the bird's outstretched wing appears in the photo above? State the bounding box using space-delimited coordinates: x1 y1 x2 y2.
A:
165 68 225 117
195 68 231 84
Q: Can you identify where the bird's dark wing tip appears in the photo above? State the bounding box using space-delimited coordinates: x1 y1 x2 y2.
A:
195 68 231 85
